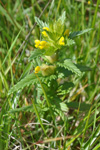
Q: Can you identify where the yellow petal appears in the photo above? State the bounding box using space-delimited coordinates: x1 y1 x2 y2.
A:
43 27 50 31
35 40 40 44
34 40 40 48
88 1 90 4
39 45 44 49
40 41 47 46
59 36 65 45
42 31 48 37
35 66 40 73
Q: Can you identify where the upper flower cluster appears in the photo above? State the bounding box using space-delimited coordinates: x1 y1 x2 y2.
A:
33 12 70 75
34 26 69 54
34 11 71 56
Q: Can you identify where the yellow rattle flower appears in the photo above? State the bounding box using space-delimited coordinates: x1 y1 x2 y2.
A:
39 41 47 49
35 40 47 49
35 66 40 74
42 31 48 37
59 36 65 46
42 27 50 37
88 1 90 5
35 40 40 48
43 27 50 31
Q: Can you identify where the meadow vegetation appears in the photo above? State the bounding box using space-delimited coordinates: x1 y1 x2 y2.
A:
0 0 100 149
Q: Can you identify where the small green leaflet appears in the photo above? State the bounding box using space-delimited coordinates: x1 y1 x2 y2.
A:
35 16 48 30
66 102 91 111
58 11 66 25
8 73 38 95
69 28 92 39
29 49 45 61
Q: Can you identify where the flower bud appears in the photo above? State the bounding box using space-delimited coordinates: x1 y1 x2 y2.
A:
41 64 56 76
45 53 57 63
64 29 69 36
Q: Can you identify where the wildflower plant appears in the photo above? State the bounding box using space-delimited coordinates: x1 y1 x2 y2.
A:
9 11 92 131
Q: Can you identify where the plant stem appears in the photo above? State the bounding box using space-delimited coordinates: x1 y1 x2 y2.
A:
31 98 47 136
35 74 55 123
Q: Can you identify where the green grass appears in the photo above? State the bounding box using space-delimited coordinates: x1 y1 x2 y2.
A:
0 0 100 149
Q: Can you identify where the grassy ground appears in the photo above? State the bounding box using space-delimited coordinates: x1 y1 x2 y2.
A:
0 0 100 149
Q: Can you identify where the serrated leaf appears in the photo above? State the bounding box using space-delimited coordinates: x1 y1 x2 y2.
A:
50 97 68 112
29 49 45 61
50 96 68 120
57 82 74 95
35 16 48 30
43 74 57 82
66 38 75 46
57 66 73 78
58 11 66 25
57 59 82 76
57 63 91 78
48 0 55 17
66 102 91 111
8 104 49 113
69 28 92 39
8 73 38 95
8 73 57 95
9 105 33 113
64 59 81 76
75 64 91 72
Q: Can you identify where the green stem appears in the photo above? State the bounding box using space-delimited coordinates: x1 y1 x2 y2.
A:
35 74 55 123
31 98 47 136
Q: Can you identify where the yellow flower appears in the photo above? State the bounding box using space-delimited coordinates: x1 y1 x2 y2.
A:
88 1 90 5
59 36 65 46
35 40 47 49
35 66 40 73
35 40 40 48
39 41 47 49
43 27 50 31
42 31 48 37
64 29 69 36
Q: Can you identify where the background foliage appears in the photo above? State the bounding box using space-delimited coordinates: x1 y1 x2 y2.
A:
0 0 100 149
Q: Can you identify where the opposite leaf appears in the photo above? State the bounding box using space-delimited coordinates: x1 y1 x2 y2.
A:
69 28 92 39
